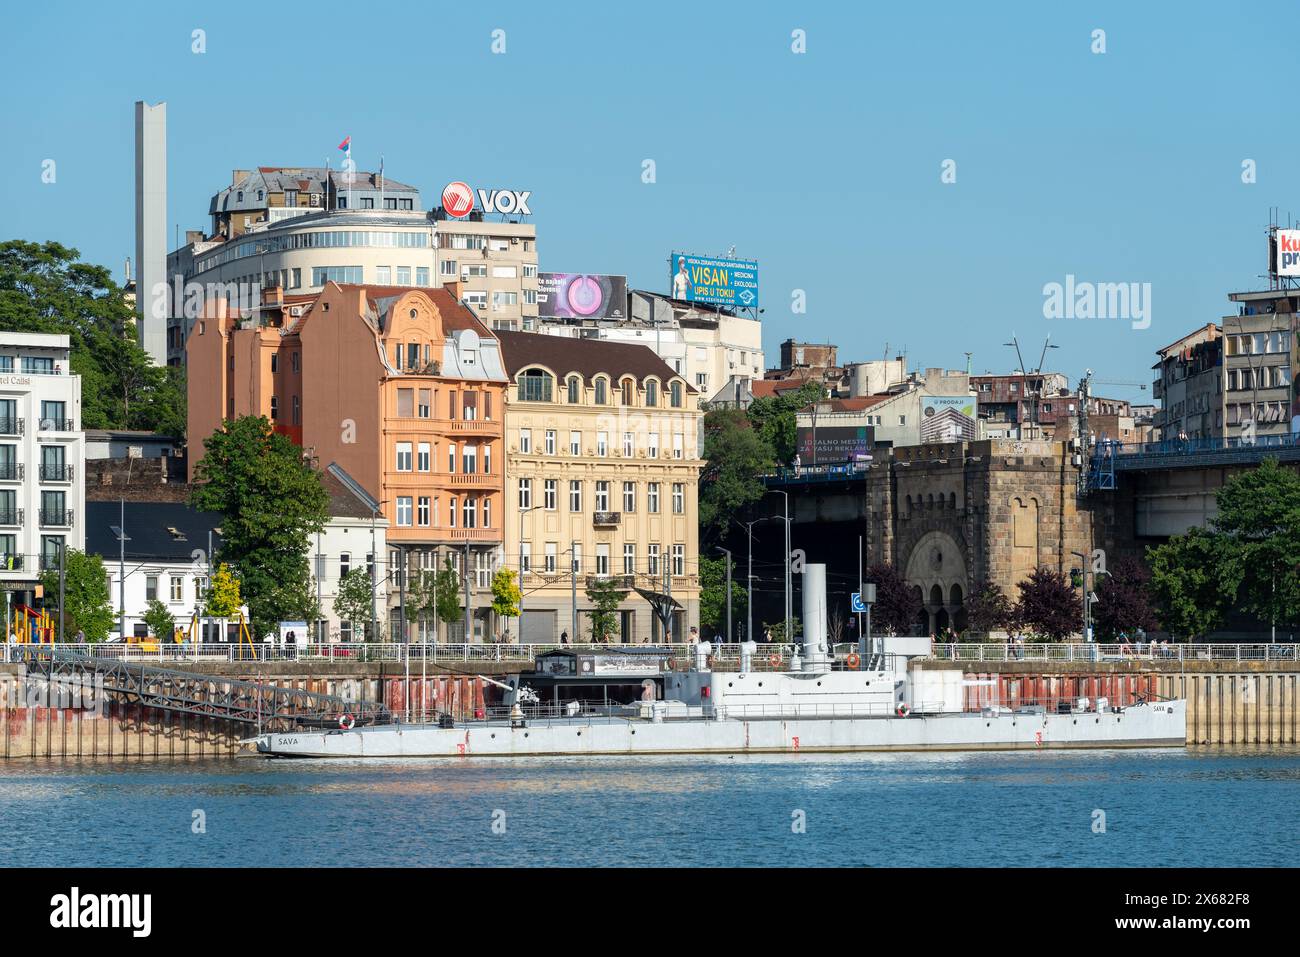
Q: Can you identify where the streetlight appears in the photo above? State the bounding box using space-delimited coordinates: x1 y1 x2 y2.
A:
773 490 791 643
517 504 539 641
715 546 733 644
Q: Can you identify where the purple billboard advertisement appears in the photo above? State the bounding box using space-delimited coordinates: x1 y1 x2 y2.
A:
537 273 628 320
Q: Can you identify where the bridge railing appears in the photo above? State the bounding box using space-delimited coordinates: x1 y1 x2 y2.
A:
1106 430 1300 459
930 642 1300 663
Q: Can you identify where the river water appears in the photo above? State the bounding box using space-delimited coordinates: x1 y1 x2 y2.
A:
1 748 1296 867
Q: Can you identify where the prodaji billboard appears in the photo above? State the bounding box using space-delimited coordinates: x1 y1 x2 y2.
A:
1276 229 1300 276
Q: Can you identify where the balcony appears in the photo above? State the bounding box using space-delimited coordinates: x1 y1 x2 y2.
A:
443 527 503 543
0 418 24 436
593 511 621 527
38 464 74 483
0 463 22 481
0 554 23 571
39 508 73 527
39 418 75 432
448 417 502 435
448 472 498 488
0 508 23 526
586 574 634 590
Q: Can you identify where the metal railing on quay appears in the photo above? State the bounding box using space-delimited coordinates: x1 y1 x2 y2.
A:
929 642 1300 663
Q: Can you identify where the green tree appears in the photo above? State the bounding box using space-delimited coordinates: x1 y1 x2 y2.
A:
1211 458 1300 633
404 568 434 637
40 549 114 641
763 617 802 642
699 408 773 545
1147 529 1241 639
699 555 747 640
585 576 627 642
0 240 186 435
143 598 176 641
333 568 375 640
204 563 243 617
189 416 330 639
746 381 824 465
433 559 464 641
491 567 521 637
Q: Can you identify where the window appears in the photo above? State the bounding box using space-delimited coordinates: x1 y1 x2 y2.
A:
595 481 610 512
440 259 457 276
492 291 517 309
623 482 636 512
396 442 412 471
569 480 582 512
672 483 684 514
648 545 660 577
396 388 414 417
396 266 411 286
520 542 531 574
449 391 458 418
170 576 183 602
620 379 634 405
648 483 660 513
518 479 532 510
673 433 683 459
463 497 476 528
648 432 659 458
396 497 413 526
567 376 581 403
670 381 683 407
595 378 608 404
597 432 608 456
415 267 430 286
623 432 633 457
483 444 491 474
407 343 420 370
544 479 557 510
448 443 456 473
270 354 278 373
376 266 391 285
695 373 708 389
518 370 553 402
462 445 477 474
624 544 636 575
340 552 351 577
545 430 556 455
449 497 457 527
569 430 581 455
519 428 531 453
312 266 363 286
645 380 658 406
545 543 557 573
483 497 491 528
571 544 582 575
418 497 430 526
524 263 538 278
672 544 685 576
146 575 158 602
596 544 610 577
417 442 430 471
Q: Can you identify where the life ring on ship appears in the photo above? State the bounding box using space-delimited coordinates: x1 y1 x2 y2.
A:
665 658 677 671
769 654 783 669
338 713 355 730
895 703 910 717
845 653 861 670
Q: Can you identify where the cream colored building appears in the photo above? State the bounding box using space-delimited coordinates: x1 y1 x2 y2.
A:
496 332 702 643
434 219 539 333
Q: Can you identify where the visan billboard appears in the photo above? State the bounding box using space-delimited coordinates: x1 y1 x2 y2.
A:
669 253 759 309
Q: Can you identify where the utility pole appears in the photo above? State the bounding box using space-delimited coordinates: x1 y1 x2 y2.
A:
57 538 65 643
746 520 756 645
114 499 128 641
518 506 537 641
570 539 578 643
370 506 378 641
776 491 791 643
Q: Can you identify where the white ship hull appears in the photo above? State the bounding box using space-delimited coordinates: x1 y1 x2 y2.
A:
252 700 1187 758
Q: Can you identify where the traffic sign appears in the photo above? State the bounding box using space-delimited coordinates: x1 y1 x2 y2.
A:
851 585 876 613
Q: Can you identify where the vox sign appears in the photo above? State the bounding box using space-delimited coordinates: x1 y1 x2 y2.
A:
441 181 532 217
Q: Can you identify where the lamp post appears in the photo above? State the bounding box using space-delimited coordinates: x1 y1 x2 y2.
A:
517 504 538 641
774 490 791 643
715 546 733 644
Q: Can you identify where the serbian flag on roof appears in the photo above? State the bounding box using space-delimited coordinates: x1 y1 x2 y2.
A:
338 135 350 152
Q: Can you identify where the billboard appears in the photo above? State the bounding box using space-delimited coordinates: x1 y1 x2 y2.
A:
1276 230 1300 276
920 395 978 442
537 273 627 320
795 425 874 463
669 253 759 309
1293 315 1300 433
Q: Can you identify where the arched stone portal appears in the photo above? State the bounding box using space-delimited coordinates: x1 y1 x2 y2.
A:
903 530 970 636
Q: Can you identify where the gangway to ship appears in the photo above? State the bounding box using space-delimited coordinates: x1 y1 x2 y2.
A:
12 646 390 731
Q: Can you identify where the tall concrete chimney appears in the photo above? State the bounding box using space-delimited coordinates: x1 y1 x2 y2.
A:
134 100 167 365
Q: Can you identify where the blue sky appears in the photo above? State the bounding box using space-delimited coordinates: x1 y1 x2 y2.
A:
3 0 1298 401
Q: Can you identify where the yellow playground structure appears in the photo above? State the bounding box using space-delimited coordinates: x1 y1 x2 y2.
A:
11 605 54 644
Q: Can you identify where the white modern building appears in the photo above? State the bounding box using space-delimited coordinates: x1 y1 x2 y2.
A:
0 333 85 610
313 465 388 642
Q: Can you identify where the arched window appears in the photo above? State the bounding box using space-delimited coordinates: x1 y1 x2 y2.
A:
620 378 634 406
594 377 608 404
567 375 581 404
670 380 683 408
517 369 553 402
645 379 659 407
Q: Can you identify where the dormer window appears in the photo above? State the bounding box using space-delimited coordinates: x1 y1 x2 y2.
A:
594 378 608 404
567 376 580 403
518 369 553 402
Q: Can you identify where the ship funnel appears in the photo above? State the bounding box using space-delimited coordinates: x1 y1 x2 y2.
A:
801 563 830 671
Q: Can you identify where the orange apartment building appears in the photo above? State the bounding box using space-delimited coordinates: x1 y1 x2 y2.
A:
187 283 508 641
